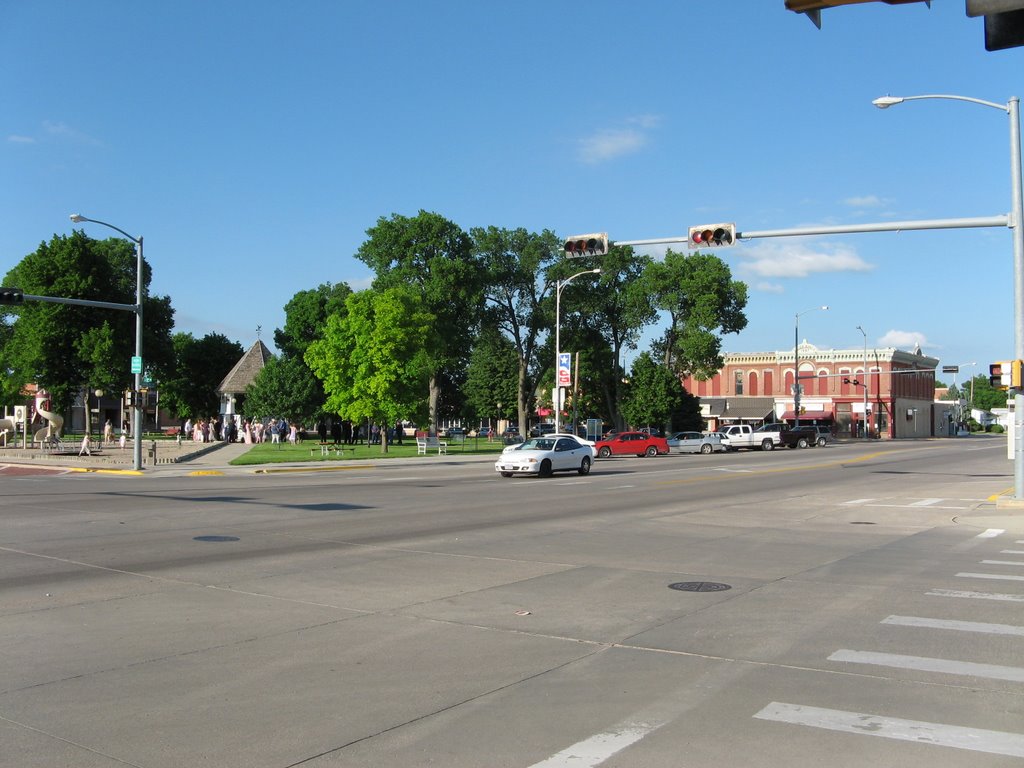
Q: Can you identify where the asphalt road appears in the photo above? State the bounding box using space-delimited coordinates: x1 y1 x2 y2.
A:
1 437 1023 767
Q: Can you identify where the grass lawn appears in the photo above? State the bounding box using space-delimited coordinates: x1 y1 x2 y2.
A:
229 437 509 465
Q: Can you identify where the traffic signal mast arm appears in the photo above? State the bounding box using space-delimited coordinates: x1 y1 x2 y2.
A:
0 290 139 313
611 214 1010 249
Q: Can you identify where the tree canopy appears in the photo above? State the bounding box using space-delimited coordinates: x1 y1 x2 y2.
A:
0 232 174 412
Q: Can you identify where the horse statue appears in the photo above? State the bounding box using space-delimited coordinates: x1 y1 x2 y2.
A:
33 388 64 448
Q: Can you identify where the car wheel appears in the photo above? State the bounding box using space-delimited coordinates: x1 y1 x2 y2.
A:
539 459 552 477
700 443 713 454
817 437 827 447
761 439 774 451
598 446 611 458
645 446 657 457
500 472 513 478
578 456 591 475
797 437 809 449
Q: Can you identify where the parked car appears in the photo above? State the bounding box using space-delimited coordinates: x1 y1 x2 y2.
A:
529 423 557 438
779 426 819 449
474 426 494 438
494 436 593 477
442 427 467 439
594 431 670 458
501 426 521 438
809 425 832 445
667 431 727 454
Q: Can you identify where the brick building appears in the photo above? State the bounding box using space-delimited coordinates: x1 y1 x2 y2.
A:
680 341 943 439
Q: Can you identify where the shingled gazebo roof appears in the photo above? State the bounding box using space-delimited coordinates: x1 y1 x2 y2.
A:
217 340 273 395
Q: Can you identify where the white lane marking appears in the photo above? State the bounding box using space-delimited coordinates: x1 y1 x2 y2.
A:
882 615 1024 637
714 468 753 473
864 503 967 510
1002 550 1024 555
927 588 1024 602
978 529 1005 538
958 572 1024 583
843 498 875 505
982 560 1024 567
754 702 1024 758
910 498 943 507
828 649 1024 682
526 721 662 767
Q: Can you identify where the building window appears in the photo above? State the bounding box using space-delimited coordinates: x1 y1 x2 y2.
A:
734 370 744 395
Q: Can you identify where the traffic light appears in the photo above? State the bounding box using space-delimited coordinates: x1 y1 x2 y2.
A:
563 233 609 257
688 223 736 249
1014 360 1023 389
0 287 24 305
123 389 136 408
990 361 1010 389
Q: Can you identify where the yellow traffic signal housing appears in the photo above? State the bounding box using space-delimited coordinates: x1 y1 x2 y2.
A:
1014 359 1023 389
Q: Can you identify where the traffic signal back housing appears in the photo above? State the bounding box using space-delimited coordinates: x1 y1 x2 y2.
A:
688 223 736 249
0 287 24 305
563 233 609 257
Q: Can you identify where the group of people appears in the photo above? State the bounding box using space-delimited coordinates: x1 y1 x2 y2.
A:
316 419 405 446
181 416 298 445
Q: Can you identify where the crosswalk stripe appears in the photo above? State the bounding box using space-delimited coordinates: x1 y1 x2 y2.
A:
828 649 1024 682
1002 550 1024 555
981 560 1024 566
909 498 943 507
976 529 1005 538
527 722 661 767
927 588 1024 602
754 702 1024 758
882 615 1024 636
958 572 1024 582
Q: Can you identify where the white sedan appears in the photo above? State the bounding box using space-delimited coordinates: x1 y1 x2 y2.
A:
495 436 593 478
667 431 728 454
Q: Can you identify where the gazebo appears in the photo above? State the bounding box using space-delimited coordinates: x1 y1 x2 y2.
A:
217 340 273 425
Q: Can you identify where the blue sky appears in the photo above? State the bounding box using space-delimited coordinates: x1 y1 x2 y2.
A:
2 1 1022 385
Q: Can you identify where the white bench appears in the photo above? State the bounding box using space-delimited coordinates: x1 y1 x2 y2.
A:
416 435 448 455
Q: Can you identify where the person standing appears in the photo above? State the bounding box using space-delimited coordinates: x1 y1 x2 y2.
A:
103 419 114 447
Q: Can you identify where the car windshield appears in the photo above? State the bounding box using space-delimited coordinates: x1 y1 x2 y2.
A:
523 438 554 451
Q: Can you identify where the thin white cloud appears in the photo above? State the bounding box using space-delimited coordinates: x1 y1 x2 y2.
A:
844 194 886 208
577 114 661 164
41 120 101 145
737 241 873 279
7 134 35 144
878 329 932 350
755 281 785 294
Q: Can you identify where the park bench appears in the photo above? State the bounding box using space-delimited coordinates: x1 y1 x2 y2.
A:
311 442 354 457
415 435 448 455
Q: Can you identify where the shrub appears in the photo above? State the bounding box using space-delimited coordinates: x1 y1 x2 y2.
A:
990 424 1005 434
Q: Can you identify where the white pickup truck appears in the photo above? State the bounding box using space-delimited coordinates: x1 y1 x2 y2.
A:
716 423 785 451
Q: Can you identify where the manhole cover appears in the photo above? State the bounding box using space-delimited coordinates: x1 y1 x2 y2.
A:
669 582 731 592
193 535 240 542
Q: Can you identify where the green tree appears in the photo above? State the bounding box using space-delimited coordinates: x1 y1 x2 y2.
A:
356 211 482 430
261 282 354 424
643 249 748 377
620 352 700 433
463 329 520 428
159 332 243 421
244 355 322 424
1 232 174 415
555 245 654 431
305 287 434 453
969 374 1007 412
472 226 558 437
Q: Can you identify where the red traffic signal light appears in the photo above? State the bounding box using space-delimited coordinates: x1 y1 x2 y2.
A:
687 223 736 249
563 233 609 257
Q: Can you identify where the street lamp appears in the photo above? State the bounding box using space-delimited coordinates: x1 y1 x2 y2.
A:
554 268 601 433
794 305 828 428
874 93 1023 497
856 325 869 439
69 214 144 472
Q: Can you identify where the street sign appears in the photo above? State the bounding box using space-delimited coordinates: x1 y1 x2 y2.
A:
557 352 571 387
130 356 143 374
941 365 959 374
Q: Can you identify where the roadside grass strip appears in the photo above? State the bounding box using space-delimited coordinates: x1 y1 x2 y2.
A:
754 702 1024 758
